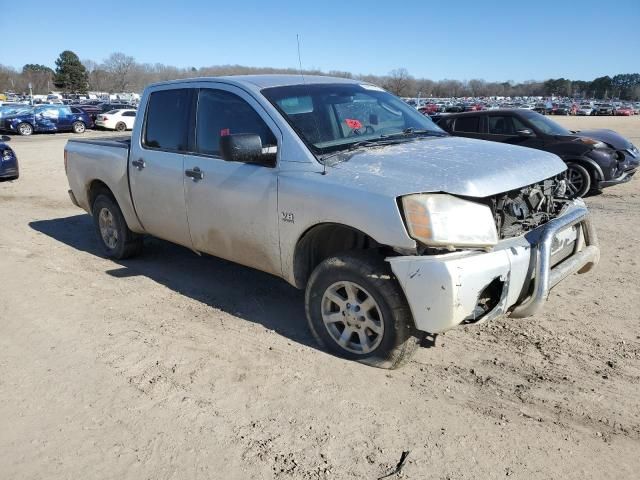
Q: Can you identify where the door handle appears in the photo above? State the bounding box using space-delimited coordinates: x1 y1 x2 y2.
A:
185 167 204 181
131 158 146 170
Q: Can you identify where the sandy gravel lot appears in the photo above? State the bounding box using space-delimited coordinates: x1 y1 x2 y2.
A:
1 116 639 479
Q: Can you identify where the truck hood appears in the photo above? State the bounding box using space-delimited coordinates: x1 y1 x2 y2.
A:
573 129 634 150
327 136 566 198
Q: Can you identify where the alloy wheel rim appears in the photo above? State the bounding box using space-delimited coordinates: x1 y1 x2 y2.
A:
321 281 384 354
566 168 585 196
98 208 118 249
20 124 31 135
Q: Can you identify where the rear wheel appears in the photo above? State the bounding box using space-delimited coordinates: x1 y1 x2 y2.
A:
92 194 143 259
17 122 33 136
72 121 86 134
305 251 419 369
115 122 126 132
565 163 592 198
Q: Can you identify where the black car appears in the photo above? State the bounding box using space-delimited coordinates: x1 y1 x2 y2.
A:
435 109 638 197
75 102 136 121
0 135 19 180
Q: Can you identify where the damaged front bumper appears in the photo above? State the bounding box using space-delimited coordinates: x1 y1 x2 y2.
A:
388 200 599 334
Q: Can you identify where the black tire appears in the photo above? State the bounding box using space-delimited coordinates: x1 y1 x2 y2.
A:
115 122 126 132
92 193 143 259
17 122 33 136
305 251 419 369
72 121 86 134
565 163 592 198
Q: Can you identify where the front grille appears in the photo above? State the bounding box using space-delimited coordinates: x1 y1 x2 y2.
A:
484 176 567 239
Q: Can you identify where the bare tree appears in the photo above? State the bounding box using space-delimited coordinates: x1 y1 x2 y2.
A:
383 68 413 96
103 52 136 92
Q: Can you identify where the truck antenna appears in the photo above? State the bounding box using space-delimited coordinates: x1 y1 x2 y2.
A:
297 34 326 175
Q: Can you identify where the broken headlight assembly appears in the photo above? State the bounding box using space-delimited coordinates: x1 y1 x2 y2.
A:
401 194 498 250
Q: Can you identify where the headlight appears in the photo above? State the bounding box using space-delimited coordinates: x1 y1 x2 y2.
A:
401 194 498 250
1 149 13 162
580 137 606 149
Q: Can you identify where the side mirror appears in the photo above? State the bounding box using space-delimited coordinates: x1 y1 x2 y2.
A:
516 128 535 137
1 135 10 142
219 133 267 164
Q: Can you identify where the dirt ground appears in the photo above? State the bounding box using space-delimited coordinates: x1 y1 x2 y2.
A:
1 116 639 480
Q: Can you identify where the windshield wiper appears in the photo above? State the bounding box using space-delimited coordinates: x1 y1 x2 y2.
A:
397 127 448 137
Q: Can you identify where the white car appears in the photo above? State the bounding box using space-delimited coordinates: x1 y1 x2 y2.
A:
577 106 593 116
95 109 136 132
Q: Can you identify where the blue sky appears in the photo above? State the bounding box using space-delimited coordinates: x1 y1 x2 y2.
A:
3 0 639 81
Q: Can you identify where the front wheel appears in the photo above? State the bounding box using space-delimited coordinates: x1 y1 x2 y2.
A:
305 252 419 369
92 194 143 259
72 121 86 134
565 163 592 198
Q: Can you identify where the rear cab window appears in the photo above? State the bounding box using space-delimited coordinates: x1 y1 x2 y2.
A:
143 89 193 151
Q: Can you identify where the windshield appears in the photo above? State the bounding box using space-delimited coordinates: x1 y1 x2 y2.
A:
520 110 571 136
262 83 445 155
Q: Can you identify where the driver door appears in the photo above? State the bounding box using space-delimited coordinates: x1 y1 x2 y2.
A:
183 85 282 276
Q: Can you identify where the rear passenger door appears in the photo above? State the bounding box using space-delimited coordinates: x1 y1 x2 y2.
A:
183 85 282 276
129 88 194 248
451 115 484 139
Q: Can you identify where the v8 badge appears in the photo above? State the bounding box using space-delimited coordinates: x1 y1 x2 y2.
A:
281 211 295 223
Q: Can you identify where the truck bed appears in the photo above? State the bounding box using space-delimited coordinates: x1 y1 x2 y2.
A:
67 135 131 149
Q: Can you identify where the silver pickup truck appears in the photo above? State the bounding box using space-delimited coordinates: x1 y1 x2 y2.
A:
65 75 600 368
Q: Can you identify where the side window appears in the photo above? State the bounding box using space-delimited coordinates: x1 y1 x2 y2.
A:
196 89 276 157
488 116 514 135
512 116 529 132
454 116 480 133
70 107 82 114
123 111 136 117
488 116 530 135
143 89 192 151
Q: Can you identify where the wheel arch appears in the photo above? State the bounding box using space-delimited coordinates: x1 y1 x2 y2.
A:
563 156 604 181
292 222 387 289
87 179 115 209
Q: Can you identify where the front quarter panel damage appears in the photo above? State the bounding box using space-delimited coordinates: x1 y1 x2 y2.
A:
388 244 531 333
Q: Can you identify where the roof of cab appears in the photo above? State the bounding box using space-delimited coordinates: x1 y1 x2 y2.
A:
147 74 364 90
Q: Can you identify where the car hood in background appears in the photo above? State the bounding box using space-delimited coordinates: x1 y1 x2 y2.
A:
575 129 633 150
327 136 566 198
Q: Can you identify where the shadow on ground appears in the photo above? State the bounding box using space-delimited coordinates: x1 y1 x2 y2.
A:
30 214 315 348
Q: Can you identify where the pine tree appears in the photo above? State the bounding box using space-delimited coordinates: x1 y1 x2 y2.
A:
53 50 88 93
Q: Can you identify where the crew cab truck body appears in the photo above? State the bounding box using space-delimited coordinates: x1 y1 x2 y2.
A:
65 75 600 368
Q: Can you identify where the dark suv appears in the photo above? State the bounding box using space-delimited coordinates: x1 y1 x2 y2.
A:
435 109 638 197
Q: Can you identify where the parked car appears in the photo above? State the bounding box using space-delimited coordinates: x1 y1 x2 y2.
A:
553 104 572 115
577 105 594 116
615 106 634 116
95 109 136 131
0 135 19 180
533 103 552 115
594 103 615 115
417 103 440 115
435 109 639 198
1 104 93 135
98 102 136 113
64 75 599 368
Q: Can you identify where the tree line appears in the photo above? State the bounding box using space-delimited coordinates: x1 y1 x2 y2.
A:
1 50 639 100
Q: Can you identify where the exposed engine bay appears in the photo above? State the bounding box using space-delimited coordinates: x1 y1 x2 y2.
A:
486 175 569 239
